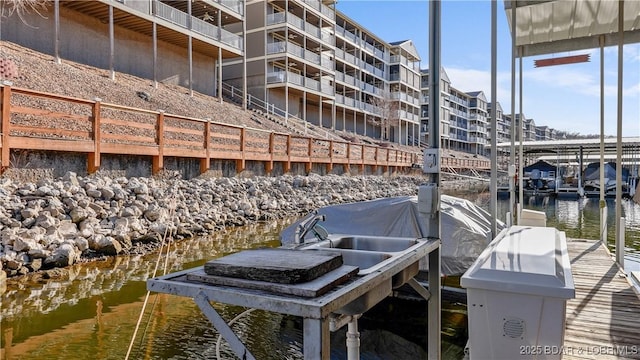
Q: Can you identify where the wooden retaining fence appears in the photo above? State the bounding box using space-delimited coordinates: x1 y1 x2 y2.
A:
0 84 422 175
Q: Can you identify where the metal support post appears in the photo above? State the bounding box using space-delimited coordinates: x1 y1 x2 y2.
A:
193 292 257 360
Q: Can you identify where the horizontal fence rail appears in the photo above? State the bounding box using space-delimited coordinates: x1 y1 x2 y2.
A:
0 85 421 175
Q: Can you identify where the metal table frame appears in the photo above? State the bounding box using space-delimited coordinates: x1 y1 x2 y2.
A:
147 238 441 359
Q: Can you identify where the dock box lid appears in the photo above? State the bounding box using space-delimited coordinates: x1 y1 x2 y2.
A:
460 226 575 299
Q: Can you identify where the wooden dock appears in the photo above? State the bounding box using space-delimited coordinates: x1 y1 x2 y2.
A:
564 239 640 359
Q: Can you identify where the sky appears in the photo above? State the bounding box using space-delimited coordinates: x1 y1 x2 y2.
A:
335 0 640 137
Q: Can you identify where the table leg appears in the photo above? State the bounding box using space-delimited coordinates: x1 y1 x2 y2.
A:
303 317 330 360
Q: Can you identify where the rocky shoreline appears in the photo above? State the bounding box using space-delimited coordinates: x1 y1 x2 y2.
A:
0 172 431 279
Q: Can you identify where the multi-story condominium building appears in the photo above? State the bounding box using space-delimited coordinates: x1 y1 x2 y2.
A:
524 118 537 141
535 125 556 141
5 0 561 154
223 1 421 145
511 114 536 142
4 0 245 97
447 86 470 152
466 91 489 155
388 40 422 145
419 67 451 148
487 101 510 144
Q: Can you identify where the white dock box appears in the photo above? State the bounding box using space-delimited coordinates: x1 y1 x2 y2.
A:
461 226 575 360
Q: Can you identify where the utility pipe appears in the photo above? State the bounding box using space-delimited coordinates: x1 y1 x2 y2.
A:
346 318 360 360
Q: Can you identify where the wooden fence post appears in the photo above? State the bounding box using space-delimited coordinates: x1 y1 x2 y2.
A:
305 138 312 174
200 120 211 174
326 140 333 174
88 98 102 173
1 82 11 170
266 132 274 174
152 110 165 174
359 144 365 173
284 134 291 174
236 126 246 172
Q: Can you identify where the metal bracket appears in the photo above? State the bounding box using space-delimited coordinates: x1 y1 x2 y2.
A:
407 278 431 301
194 291 257 360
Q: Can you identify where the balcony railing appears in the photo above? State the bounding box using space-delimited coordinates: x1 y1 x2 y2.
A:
267 41 286 54
344 73 358 87
218 0 243 16
192 17 220 40
154 1 188 27
306 23 321 39
266 12 286 25
320 3 335 19
320 55 333 70
304 50 320 64
305 77 320 91
287 13 305 31
220 28 243 50
287 41 304 58
148 1 241 50
336 25 358 44
321 30 334 45
321 83 334 95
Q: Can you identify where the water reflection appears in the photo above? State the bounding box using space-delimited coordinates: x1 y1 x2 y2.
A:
3 196 639 359
1 218 294 359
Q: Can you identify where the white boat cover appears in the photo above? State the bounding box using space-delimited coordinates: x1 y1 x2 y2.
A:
281 195 504 276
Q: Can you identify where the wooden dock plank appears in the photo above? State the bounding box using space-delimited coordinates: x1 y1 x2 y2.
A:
564 239 640 360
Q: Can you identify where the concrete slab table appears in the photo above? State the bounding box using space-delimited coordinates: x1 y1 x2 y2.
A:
147 238 441 360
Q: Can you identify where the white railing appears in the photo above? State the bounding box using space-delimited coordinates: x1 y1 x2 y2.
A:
266 12 286 25
305 77 320 91
321 56 333 70
304 50 320 64
320 3 334 19
344 52 358 66
289 72 304 86
362 83 375 94
192 17 219 41
119 0 150 13
267 41 286 54
321 83 333 95
373 47 384 59
220 28 243 50
363 42 375 54
321 30 334 45
287 42 304 58
306 23 320 38
267 71 286 84
344 73 357 87
303 0 320 11
219 0 243 16
343 29 357 43
154 1 188 28
287 14 304 31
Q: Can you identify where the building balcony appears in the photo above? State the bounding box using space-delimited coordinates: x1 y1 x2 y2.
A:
218 0 243 16
267 70 333 96
335 24 358 44
361 62 384 78
150 1 242 51
299 0 335 20
266 41 321 66
335 48 359 67
335 71 359 88
389 55 420 72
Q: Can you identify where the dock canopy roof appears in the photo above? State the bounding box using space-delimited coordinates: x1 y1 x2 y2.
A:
504 0 640 56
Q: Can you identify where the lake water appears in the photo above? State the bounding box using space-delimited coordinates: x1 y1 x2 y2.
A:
2 196 639 359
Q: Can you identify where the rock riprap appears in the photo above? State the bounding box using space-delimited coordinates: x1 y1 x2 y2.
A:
0 172 423 277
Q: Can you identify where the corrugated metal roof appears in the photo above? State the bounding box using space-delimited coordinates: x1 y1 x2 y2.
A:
504 0 640 56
